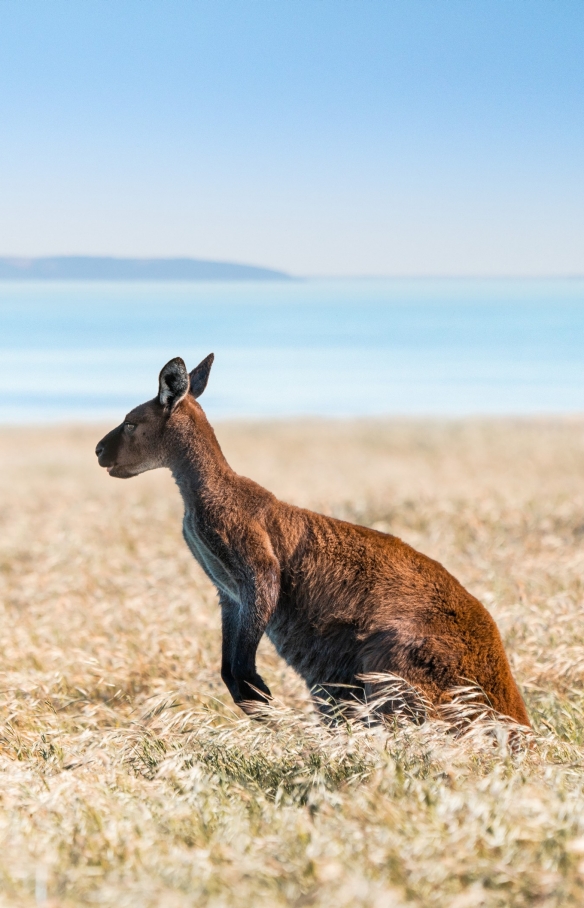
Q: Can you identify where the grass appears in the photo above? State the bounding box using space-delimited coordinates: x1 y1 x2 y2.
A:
1 417 584 905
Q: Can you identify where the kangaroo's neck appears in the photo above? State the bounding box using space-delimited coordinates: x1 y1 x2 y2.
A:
168 402 235 512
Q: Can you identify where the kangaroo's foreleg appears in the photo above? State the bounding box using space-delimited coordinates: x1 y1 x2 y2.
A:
219 594 240 703
219 597 273 709
225 535 280 711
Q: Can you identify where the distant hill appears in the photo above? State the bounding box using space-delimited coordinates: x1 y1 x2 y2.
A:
0 256 291 281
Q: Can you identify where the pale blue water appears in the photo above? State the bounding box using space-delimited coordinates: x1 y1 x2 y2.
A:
1 278 583 422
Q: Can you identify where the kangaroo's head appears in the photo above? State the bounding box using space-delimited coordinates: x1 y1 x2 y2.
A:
95 354 214 478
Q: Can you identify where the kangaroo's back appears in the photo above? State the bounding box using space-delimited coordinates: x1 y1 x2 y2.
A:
259 502 529 725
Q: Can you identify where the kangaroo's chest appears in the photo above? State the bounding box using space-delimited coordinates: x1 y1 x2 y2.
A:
182 513 241 603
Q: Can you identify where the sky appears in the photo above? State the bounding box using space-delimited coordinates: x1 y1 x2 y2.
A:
0 0 583 277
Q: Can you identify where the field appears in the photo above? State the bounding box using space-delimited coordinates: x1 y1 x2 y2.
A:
2 418 584 907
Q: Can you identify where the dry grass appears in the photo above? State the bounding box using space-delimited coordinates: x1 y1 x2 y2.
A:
2 417 584 906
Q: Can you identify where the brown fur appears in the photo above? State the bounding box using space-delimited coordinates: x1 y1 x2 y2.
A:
96 356 530 727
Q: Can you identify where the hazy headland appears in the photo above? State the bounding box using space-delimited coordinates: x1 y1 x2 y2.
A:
1 417 584 906
0 256 291 281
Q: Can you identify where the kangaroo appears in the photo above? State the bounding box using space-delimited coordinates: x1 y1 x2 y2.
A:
95 355 530 728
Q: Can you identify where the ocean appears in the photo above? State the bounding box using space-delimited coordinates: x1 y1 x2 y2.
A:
1 277 583 422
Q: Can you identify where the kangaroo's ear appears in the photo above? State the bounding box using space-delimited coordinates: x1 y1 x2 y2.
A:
189 353 214 399
158 357 190 410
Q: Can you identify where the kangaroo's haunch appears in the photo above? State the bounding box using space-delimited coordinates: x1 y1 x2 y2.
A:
96 355 530 726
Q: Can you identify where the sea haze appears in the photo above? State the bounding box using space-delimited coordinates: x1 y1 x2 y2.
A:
0 278 583 422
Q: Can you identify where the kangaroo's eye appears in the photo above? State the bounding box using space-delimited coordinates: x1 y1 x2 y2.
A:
125 423 136 433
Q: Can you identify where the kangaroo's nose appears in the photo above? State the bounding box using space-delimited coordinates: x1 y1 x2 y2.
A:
95 443 104 458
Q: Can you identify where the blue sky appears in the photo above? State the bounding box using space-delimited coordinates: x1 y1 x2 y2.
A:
0 0 583 276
